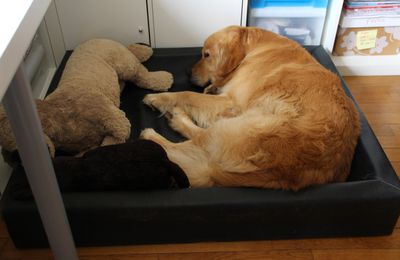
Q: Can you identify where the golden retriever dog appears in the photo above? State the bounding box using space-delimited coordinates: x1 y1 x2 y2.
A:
140 26 360 190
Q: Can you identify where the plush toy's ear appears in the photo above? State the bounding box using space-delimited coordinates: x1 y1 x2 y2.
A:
127 43 153 63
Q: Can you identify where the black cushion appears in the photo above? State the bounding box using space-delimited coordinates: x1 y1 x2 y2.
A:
8 140 189 200
1 46 400 248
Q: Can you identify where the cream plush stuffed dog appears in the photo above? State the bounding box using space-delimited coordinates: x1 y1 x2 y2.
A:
0 38 173 158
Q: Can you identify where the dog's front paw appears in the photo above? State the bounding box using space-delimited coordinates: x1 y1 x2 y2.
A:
167 107 188 132
143 94 157 109
143 93 174 114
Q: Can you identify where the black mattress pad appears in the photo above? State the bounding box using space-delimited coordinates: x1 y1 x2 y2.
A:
1 46 400 248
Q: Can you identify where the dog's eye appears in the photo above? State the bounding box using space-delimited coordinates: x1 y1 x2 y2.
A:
204 52 210 58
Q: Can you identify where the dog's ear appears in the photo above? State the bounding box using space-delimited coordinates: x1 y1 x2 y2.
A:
218 28 246 78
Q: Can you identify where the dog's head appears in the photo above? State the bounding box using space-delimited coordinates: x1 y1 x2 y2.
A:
191 26 283 90
191 26 248 87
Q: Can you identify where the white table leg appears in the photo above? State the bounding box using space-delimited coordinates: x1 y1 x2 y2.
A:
3 65 78 259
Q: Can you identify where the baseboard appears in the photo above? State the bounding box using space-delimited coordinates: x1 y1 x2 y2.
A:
332 55 400 76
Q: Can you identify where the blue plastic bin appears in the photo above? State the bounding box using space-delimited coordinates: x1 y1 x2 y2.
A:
250 0 329 8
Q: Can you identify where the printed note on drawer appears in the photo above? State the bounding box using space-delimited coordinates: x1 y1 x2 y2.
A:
356 30 378 50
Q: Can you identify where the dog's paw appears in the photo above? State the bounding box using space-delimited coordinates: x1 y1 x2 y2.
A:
139 128 158 140
167 107 188 131
204 84 220 95
143 94 157 108
143 93 174 114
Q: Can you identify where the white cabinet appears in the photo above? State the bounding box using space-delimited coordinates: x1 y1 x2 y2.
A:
149 0 245 48
55 0 150 50
54 0 246 49
26 21 57 99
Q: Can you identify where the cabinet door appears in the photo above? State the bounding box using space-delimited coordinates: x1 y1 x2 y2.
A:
55 0 149 50
151 0 243 47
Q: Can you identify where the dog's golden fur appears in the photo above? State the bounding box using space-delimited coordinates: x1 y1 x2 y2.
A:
141 26 360 190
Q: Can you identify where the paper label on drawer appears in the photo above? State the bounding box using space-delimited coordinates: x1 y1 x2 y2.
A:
356 30 378 50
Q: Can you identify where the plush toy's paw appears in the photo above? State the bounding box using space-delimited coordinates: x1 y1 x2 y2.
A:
127 44 153 63
144 71 173 92
143 92 175 114
101 136 124 146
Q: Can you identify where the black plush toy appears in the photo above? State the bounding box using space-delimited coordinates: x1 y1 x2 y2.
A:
10 139 189 200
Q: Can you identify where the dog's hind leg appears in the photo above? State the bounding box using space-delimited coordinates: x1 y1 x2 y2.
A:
140 128 214 187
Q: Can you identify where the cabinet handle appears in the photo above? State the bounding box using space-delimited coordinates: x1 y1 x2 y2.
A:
138 26 144 33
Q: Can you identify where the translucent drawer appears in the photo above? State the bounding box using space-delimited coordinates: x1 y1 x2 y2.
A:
248 0 329 45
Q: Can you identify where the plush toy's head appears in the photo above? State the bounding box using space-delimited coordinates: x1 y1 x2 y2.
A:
0 107 18 154
0 101 56 165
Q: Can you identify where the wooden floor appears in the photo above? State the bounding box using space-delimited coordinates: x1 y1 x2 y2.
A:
0 76 400 259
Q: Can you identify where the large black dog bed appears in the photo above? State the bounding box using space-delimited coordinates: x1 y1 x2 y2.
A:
2 46 400 248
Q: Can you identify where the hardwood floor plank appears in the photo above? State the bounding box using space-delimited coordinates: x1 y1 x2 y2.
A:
375 135 400 149
3 257 54 260
80 255 158 260
364 113 400 125
0 240 53 259
313 249 400 260
391 162 400 177
357 103 400 114
0 238 8 259
367 124 395 136
351 92 400 103
344 76 400 90
385 149 400 162
4 230 398 258
0 219 10 239
2 231 400 259
158 250 313 260
390 125 400 136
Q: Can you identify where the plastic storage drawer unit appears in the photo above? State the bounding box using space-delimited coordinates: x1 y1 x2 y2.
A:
248 0 329 45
